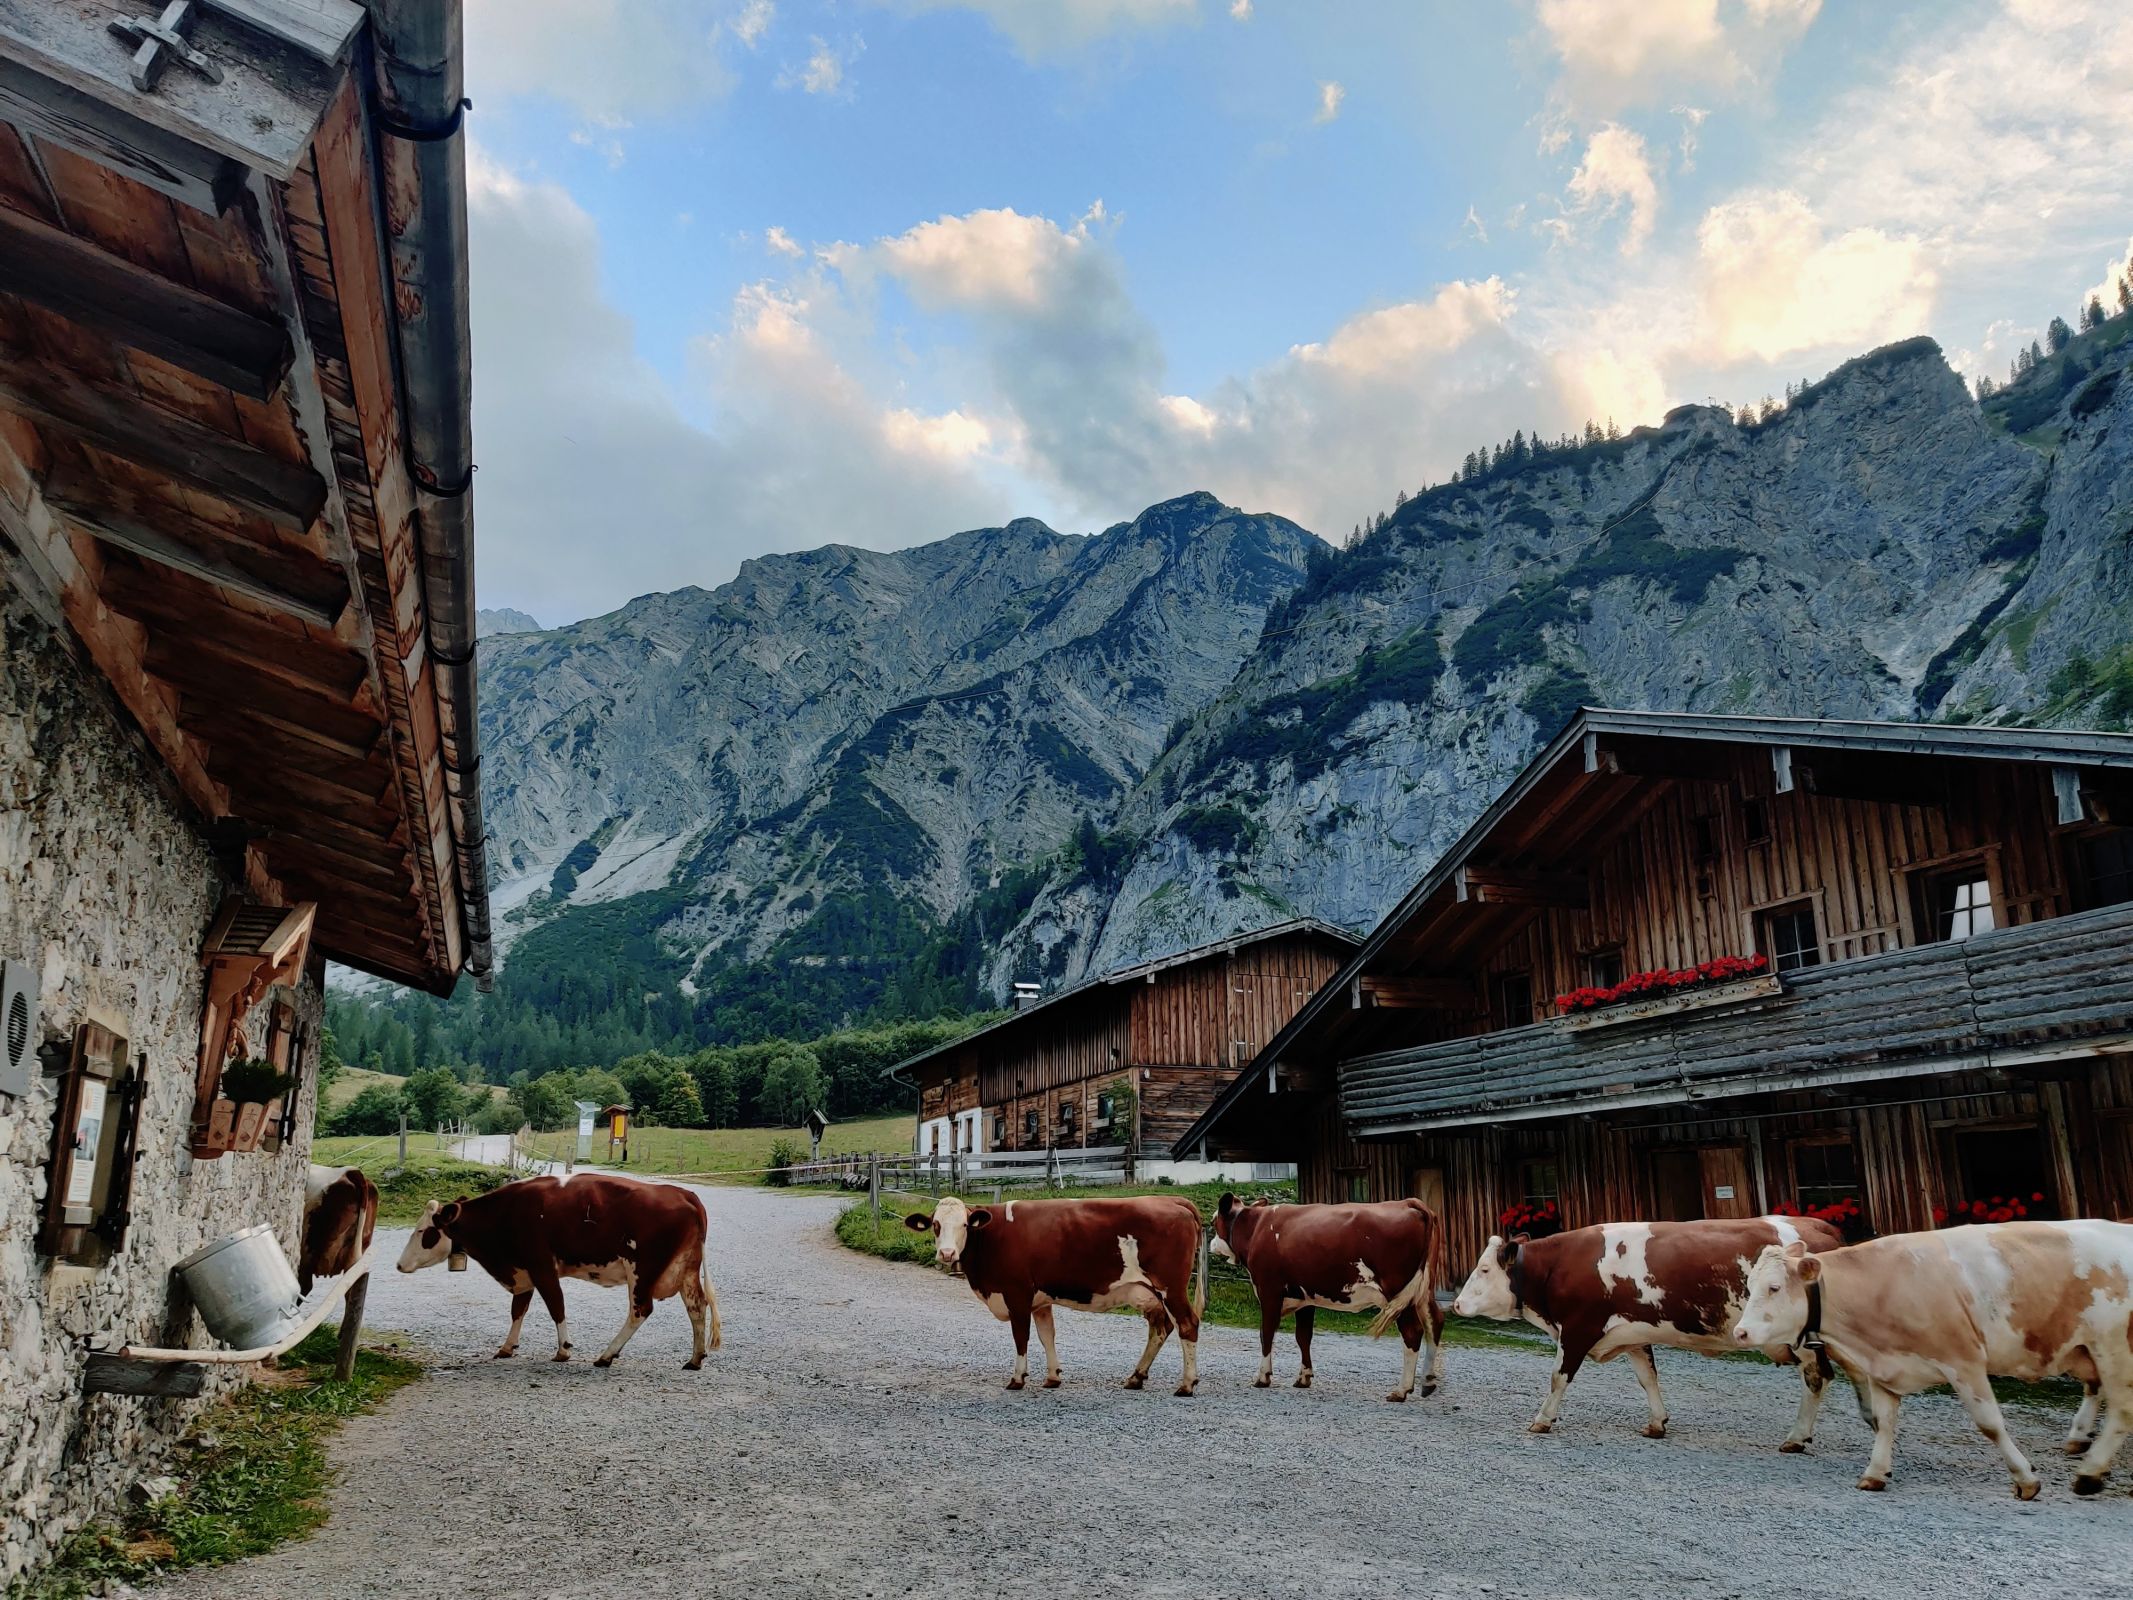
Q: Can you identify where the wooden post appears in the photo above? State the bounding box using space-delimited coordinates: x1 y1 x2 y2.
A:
1046 1145 1058 1190
334 1271 370 1382
868 1151 880 1240
397 1108 407 1165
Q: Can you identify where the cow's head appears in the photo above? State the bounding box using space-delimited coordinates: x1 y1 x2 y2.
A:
1451 1234 1524 1320
396 1199 468 1273
1735 1241 1817 1346
904 1195 991 1266
1211 1192 1239 1259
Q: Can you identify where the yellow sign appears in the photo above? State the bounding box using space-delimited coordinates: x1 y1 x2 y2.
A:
610 1111 629 1140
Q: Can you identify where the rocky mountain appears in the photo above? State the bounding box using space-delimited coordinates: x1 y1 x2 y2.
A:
446 318 2132 1058
477 607 543 638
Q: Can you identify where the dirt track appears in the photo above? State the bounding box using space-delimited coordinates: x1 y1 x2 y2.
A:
147 1186 2131 1600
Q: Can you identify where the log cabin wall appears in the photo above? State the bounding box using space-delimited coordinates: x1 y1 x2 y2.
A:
1467 754 2076 1030
1308 1053 2133 1277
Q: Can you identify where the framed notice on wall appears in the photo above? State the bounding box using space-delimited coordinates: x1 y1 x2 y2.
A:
41 1023 144 1267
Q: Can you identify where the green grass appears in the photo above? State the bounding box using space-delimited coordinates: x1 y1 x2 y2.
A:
528 1112 918 1182
12 1327 421 1599
306 1137 506 1225
320 1064 403 1111
835 1188 1550 1354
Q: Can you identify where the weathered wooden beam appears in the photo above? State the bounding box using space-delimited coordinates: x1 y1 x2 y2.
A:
0 203 293 398
0 358 326 530
333 1269 369 1382
207 0 366 64
1455 864 1590 909
1586 734 1742 783
1357 975 1481 1009
57 500 341 628
0 55 240 214
83 1353 207 1397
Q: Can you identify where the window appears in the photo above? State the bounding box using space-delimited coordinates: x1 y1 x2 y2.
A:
2080 831 2133 909
1918 865 1995 942
1757 899 1822 973
1742 797 1770 846
1344 1171 1370 1202
1491 971 1535 1030
1023 1107 1039 1142
1059 1099 1077 1133
928 1125 940 1156
1586 948 1625 989
991 1113 1006 1148
1952 1126 2049 1205
1691 815 1718 862
1095 1091 1115 1127
1520 1158 1561 1204
1792 1137 1862 1212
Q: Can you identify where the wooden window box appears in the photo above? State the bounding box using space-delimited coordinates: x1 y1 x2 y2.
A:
1558 972 1782 1032
191 899 314 1158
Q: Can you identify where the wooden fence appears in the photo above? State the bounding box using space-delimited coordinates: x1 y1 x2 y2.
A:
786 1144 1132 1195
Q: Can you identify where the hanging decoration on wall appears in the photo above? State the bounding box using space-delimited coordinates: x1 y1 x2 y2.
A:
191 898 314 1158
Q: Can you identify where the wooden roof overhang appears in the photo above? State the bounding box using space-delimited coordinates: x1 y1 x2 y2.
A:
1173 709 2133 1157
0 1 490 995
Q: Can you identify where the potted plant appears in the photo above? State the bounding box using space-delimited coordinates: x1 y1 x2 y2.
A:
1934 1192 2050 1227
218 1058 294 1154
1498 1198 1563 1238
1771 1195 1869 1241
1555 953 1775 1026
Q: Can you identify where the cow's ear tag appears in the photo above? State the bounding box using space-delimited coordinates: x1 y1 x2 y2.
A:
447 1250 469 1272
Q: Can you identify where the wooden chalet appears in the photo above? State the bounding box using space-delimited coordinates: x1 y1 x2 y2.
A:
0 3 487 1581
1176 711 2133 1272
895 920 1356 1172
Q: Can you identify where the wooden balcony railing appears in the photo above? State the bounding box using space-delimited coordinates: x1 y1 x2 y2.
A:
1340 899 2133 1134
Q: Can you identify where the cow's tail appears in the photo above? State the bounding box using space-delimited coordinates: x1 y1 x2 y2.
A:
1366 1206 1445 1340
1193 1224 1210 1320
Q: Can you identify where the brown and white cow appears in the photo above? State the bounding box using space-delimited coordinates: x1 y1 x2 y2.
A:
1213 1195 1447 1401
397 1172 722 1369
300 1164 379 1294
1452 1216 1845 1443
906 1195 1206 1394
1736 1220 2133 1498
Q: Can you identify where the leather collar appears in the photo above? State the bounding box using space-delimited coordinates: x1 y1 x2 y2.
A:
1794 1278 1824 1354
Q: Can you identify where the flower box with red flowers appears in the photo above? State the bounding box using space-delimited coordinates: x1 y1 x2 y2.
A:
1771 1195 1868 1240
1498 1199 1562 1238
1554 954 1779 1030
1933 1192 2054 1227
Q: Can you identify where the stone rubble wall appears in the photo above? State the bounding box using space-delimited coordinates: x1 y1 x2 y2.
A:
0 592 323 1584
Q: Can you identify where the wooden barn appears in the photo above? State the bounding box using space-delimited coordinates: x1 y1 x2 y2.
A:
895 920 1356 1177
0 2 487 1581
1176 710 2133 1273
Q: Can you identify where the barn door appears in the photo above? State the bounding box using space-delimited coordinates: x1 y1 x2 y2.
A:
1699 1146 1755 1219
1410 1166 1445 1217
1650 1149 1702 1220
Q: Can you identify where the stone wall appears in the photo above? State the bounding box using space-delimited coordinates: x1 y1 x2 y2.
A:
0 591 323 1583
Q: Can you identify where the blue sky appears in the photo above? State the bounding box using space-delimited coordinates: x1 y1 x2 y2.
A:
461 0 2133 624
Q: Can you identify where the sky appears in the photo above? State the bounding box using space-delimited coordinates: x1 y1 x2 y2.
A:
461 0 2133 626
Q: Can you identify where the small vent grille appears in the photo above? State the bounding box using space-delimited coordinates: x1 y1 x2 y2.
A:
0 960 35 1098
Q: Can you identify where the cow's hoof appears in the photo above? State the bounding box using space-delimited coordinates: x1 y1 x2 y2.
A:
493 1349 515 1360
593 1355 614 1369
1123 1375 1145 1390
1856 1476 1887 1492
2066 1438 2096 1456
1421 1379 1440 1397
1779 1440 1807 1455
1042 1376 1062 1389
1643 1422 1668 1440
1386 1391 1409 1404
1295 1373 1313 1390
1252 1376 1272 1389
2016 1478 2043 1501
1527 1421 1554 1435
2072 1475 2105 1498
683 1358 703 1372
551 1352 570 1363
1173 1383 1196 1398
1006 1377 1025 1391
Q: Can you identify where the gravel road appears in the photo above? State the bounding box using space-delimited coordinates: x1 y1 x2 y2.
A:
148 1185 2130 1600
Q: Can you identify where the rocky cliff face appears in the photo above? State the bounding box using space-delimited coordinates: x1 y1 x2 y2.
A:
467 325 2133 1038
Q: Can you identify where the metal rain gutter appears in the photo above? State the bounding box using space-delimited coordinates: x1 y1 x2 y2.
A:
360 0 491 987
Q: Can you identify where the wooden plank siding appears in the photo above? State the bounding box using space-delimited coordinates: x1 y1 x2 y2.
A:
1266 739 2133 1270
905 928 1353 1160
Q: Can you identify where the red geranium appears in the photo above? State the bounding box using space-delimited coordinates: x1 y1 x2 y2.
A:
1939 1194 2049 1227
1499 1199 1563 1238
1555 953 1770 1013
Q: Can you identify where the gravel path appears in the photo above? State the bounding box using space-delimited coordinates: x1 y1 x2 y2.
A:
148 1186 2130 1600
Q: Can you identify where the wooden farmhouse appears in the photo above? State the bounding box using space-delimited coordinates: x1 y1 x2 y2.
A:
0 1 487 1581
1177 710 2133 1273
896 920 1356 1177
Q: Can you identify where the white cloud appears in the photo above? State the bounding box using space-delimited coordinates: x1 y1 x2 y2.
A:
878 0 1197 58
1314 81 1345 124
1566 124 1659 254
1462 205 1489 244
1691 190 1933 365
783 36 861 95
1674 104 1709 169
464 154 1015 623
465 0 734 121
732 0 775 47
2085 236 2133 319
764 225 804 258
1537 0 1820 111
1229 0 1252 17
568 126 627 169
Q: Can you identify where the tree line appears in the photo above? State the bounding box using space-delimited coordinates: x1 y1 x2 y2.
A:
1973 273 2132 401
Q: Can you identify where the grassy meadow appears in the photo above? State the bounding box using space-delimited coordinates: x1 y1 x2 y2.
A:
521 1111 916 1181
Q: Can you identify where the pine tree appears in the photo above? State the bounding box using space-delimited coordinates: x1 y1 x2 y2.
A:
2084 296 2106 332
1606 418 1620 441
2047 315 2073 353
2119 274 2132 315
1395 487 1409 508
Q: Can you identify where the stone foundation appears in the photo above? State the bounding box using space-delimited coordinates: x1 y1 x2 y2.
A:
0 593 322 1583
